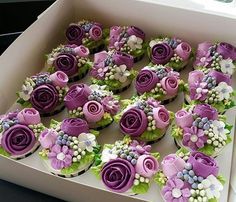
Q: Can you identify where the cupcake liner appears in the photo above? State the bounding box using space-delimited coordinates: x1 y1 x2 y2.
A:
144 132 166 145
112 82 132 94
133 53 145 63
40 104 65 117
68 65 90 82
161 95 178 105
90 43 105 54
14 143 40 160
89 118 114 130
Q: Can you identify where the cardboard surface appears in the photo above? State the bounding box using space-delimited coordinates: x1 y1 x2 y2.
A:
0 0 236 201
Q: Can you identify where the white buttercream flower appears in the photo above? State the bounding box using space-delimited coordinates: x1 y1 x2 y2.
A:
127 35 143 50
101 148 118 163
201 175 223 199
212 120 229 140
114 65 131 83
89 84 111 96
18 85 34 101
219 58 235 75
215 82 233 101
78 133 96 152
149 40 158 48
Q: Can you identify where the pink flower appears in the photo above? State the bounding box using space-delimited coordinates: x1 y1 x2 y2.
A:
102 96 120 115
194 51 212 67
83 100 104 123
162 178 190 202
153 107 170 129
175 42 192 61
89 25 102 41
48 145 73 170
190 82 208 101
39 129 57 149
90 63 109 79
17 108 41 125
73 45 89 57
49 71 69 87
160 76 178 96
183 126 207 150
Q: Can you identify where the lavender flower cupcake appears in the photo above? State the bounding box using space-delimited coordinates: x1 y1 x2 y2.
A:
0 109 45 159
17 71 69 116
39 118 100 178
90 50 136 93
194 41 236 76
46 44 92 82
65 20 108 54
107 26 146 62
185 69 235 113
115 96 173 143
91 136 160 194
155 149 225 202
147 36 193 71
172 104 232 157
64 84 120 130
135 64 187 104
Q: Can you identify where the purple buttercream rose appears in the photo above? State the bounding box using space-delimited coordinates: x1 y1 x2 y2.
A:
175 42 192 61
151 43 174 65
66 24 84 45
17 108 41 125
208 70 231 85
101 158 135 193
39 129 57 149
94 51 109 64
49 71 69 88
175 109 194 128
30 84 59 113
187 151 219 178
73 45 90 57
1 124 36 156
64 84 91 110
127 26 145 40
196 42 212 57
102 96 120 115
83 100 104 123
216 42 236 60
153 107 170 129
112 51 134 69
188 70 205 87
54 53 77 77
120 108 148 137
89 25 102 41
60 118 89 136
193 104 218 120
109 26 122 48
160 76 179 96
135 69 159 94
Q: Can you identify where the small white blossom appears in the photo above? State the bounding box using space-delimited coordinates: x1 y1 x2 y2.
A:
18 85 33 101
219 58 235 75
149 40 158 48
127 35 143 50
78 133 97 152
101 148 117 163
114 65 131 83
212 120 229 140
215 82 233 101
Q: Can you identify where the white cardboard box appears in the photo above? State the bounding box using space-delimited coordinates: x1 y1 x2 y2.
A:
0 0 236 201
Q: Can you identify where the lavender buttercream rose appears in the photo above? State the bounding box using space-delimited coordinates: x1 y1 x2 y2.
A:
127 26 145 40
66 24 85 45
17 108 41 125
175 109 194 128
216 42 236 60
153 107 170 129
89 25 102 41
83 101 104 123
160 76 178 96
175 42 191 61
112 51 134 69
193 104 218 120
39 129 57 149
49 71 69 88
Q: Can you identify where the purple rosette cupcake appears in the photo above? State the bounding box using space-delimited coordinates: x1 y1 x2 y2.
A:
39 118 100 178
147 36 193 71
91 137 160 194
171 103 232 157
107 25 146 62
46 44 92 82
155 149 225 202
135 64 187 104
17 71 69 116
193 41 236 76
115 96 173 143
0 108 45 159
64 84 120 130
185 69 235 113
90 50 136 93
65 20 108 54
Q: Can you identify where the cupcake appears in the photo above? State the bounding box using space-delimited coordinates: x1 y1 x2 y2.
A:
0 108 44 159
90 50 136 93
147 36 192 71
39 118 100 178
135 64 187 104
17 71 69 116
65 20 108 54
91 136 160 194
185 69 234 113
64 84 120 130
172 103 232 157
115 96 173 143
193 41 236 76
46 44 92 82
155 149 225 202
107 25 146 62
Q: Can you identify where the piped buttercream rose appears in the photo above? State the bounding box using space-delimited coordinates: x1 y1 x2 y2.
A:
39 129 57 149
112 51 134 69
161 154 186 178
135 155 159 178
17 108 41 125
160 76 178 96
64 84 91 110
60 118 89 136
151 43 174 65
135 69 159 94
175 42 192 61
153 107 170 129
188 70 205 87
49 71 69 87
208 70 231 85
127 26 145 40
54 53 77 76
120 108 148 137
193 104 218 120
83 101 104 123
101 158 135 193
66 24 85 45
30 84 59 113
187 151 219 178
216 42 236 60
175 109 194 128
89 25 102 41
1 124 36 156
74 45 90 57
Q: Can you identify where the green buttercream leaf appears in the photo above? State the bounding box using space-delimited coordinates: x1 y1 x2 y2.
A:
61 152 95 175
150 152 160 160
176 147 190 155
171 125 183 138
16 97 31 108
218 115 227 122
84 39 104 50
208 198 217 202
212 102 225 113
139 128 164 142
166 60 185 71
217 175 226 185
0 147 10 157
225 133 232 144
89 129 100 137
78 62 91 75
130 48 145 58
132 182 150 194
47 65 55 74
91 164 103 179
198 144 215 156
96 113 113 127
49 119 60 129
102 28 110 39
225 124 233 132
225 100 236 110
154 171 167 188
